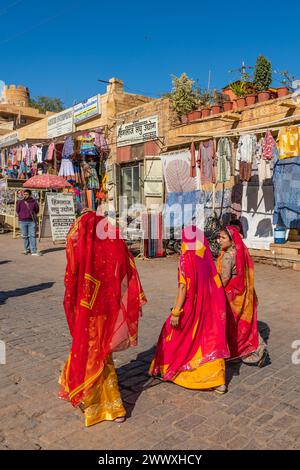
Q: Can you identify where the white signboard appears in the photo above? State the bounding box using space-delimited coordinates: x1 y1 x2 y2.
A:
144 157 163 197
47 108 74 138
117 115 158 147
74 95 101 124
46 193 75 241
0 131 19 148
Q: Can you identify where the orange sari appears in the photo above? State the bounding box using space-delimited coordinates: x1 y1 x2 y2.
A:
217 226 259 359
59 213 146 426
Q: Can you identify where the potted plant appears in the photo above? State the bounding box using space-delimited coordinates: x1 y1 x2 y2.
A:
196 88 212 118
210 90 223 114
275 70 294 97
229 81 247 108
165 73 200 123
253 55 272 102
222 93 233 111
187 109 202 121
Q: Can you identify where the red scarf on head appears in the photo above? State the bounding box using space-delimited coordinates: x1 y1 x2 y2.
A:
150 226 229 380
217 226 259 358
59 212 146 406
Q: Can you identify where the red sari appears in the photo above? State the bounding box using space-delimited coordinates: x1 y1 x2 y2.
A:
217 226 259 359
59 212 146 424
149 226 229 388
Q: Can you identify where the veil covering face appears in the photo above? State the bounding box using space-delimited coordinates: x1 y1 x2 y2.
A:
150 226 229 381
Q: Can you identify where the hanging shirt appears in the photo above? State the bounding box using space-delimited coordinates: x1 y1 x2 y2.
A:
236 134 257 163
37 147 43 163
30 145 38 162
199 140 216 185
277 126 300 159
262 130 276 161
47 143 55 161
216 137 231 183
62 136 74 158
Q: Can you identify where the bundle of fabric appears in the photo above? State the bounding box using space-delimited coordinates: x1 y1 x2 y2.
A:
273 155 300 228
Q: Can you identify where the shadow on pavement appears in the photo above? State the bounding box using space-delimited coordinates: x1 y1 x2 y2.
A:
117 346 156 418
226 320 272 386
0 260 12 265
0 282 55 305
41 247 66 255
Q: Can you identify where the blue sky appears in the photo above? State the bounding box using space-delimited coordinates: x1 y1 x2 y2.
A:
0 0 299 107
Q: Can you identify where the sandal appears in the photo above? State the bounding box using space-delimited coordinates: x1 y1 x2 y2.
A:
114 416 126 423
214 385 227 395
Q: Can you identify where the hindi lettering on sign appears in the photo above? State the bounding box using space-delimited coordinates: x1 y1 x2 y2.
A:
46 193 76 242
117 116 158 147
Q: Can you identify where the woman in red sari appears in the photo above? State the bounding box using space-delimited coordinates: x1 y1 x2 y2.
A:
217 226 268 366
149 226 230 393
59 211 147 426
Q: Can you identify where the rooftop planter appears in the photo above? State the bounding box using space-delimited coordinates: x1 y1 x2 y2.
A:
277 86 289 98
257 91 271 103
245 94 256 106
187 109 202 122
211 104 223 115
223 101 233 111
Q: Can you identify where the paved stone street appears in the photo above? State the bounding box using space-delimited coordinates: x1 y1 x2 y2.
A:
0 233 300 450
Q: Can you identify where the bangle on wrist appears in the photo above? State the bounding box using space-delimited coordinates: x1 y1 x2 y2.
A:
171 307 183 317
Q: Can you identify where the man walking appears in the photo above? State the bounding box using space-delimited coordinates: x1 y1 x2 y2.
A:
16 190 41 256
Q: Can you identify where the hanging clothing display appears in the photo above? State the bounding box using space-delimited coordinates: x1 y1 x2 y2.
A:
236 134 257 182
62 136 74 158
47 143 55 161
262 130 276 161
161 150 199 193
141 211 164 258
78 132 99 156
58 157 75 179
198 140 216 186
277 126 300 160
216 137 231 183
87 162 100 190
273 155 300 228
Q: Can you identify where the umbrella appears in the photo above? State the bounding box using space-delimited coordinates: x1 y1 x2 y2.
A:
23 174 72 189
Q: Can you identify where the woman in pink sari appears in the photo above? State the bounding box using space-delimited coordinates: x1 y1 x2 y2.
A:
149 226 230 393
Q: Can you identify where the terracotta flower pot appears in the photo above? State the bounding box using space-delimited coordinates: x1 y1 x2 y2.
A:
201 107 211 118
277 87 289 98
245 94 256 106
223 101 233 112
210 105 223 115
257 91 270 103
235 97 246 108
187 110 202 122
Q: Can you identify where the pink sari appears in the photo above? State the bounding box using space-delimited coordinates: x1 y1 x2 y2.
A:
150 226 229 381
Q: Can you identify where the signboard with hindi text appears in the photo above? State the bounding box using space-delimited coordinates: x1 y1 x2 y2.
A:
46 193 75 242
117 116 159 147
